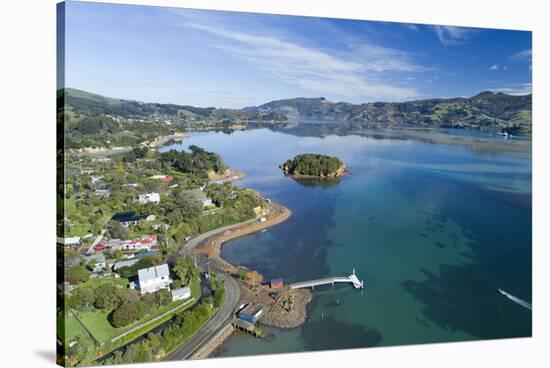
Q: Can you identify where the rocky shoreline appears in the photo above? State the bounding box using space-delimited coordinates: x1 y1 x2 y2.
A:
260 289 313 329
284 164 348 179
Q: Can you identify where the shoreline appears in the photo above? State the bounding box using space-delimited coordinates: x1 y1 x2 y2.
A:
193 200 292 273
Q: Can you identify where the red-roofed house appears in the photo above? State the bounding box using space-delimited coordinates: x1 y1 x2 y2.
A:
94 239 107 253
159 176 174 183
126 235 158 251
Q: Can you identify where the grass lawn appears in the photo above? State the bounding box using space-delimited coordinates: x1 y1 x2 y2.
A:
76 278 201 348
64 314 101 361
80 277 129 290
64 315 89 343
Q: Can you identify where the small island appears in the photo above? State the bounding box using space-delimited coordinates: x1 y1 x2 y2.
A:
281 153 347 179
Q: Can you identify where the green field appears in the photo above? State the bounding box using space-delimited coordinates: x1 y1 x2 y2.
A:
72 278 201 348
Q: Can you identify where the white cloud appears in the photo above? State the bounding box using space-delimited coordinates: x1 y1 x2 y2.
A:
181 21 427 101
490 83 532 95
511 49 532 61
401 24 419 31
433 25 474 45
489 64 508 71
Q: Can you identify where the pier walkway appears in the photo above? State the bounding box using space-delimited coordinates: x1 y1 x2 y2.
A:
289 269 364 290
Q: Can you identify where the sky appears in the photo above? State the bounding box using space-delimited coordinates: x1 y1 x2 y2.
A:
62 1 532 108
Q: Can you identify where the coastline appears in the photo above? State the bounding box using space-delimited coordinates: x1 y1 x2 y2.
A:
167 196 294 360
193 200 292 273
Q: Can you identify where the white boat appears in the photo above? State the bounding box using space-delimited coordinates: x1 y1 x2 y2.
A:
498 289 532 310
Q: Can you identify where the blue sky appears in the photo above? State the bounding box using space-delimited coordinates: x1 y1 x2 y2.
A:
63 1 532 108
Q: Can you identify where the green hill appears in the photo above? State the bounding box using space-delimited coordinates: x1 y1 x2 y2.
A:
251 91 532 134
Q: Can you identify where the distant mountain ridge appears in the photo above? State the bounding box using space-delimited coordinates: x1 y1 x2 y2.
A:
61 88 532 134
61 88 286 123
249 92 532 134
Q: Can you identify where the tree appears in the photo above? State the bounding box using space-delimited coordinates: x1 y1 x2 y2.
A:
94 284 118 310
156 289 172 306
69 287 95 311
136 301 148 320
173 257 198 285
110 302 138 328
113 249 123 261
66 265 91 285
147 332 162 356
109 221 129 240
213 288 225 308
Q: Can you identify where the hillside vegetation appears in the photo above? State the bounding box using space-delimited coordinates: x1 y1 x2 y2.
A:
250 92 532 134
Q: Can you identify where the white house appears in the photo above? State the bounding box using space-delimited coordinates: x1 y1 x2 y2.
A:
183 189 213 207
57 236 81 248
171 286 191 301
138 192 160 204
137 264 171 295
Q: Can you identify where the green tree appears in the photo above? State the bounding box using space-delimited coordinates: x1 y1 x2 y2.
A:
93 284 118 310
66 265 91 285
110 302 138 328
113 249 123 261
109 221 129 240
213 288 225 308
69 287 95 311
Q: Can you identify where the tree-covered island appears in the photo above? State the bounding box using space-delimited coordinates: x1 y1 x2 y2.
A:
281 154 347 179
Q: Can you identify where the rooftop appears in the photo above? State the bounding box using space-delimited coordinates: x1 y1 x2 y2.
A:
171 286 191 298
111 211 149 223
138 264 170 283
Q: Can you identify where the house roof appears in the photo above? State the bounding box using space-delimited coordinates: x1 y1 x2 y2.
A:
57 236 81 245
171 286 191 298
138 264 170 283
183 189 211 202
129 235 157 246
239 302 264 316
113 258 140 270
111 211 149 223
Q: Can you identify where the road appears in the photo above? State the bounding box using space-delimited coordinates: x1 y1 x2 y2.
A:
165 271 239 360
165 215 263 360
165 202 283 360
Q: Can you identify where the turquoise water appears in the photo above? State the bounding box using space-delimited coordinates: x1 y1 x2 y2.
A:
163 127 532 356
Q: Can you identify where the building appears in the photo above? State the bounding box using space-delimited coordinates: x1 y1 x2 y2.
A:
93 189 110 197
237 303 264 324
125 235 158 251
137 264 171 295
111 211 155 227
183 189 213 207
159 176 174 183
138 192 160 204
113 258 140 271
56 236 81 248
94 239 106 253
123 180 140 188
270 278 284 289
171 286 191 301
150 175 167 180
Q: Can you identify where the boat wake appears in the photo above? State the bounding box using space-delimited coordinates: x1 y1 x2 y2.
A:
498 289 532 310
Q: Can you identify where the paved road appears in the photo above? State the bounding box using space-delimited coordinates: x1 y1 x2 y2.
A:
165 271 239 360
165 216 261 360
165 203 280 360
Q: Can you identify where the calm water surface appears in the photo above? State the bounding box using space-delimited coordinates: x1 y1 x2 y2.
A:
163 127 532 356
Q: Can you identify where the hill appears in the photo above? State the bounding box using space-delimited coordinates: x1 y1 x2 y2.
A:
61 88 287 123
250 92 532 134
